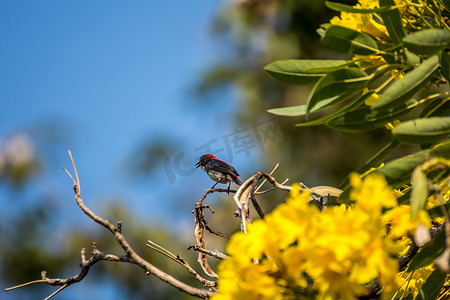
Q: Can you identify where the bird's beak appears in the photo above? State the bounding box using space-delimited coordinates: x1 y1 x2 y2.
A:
195 161 200 169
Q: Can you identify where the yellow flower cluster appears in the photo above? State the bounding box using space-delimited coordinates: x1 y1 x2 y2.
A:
396 261 435 298
329 0 389 40
213 174 402 300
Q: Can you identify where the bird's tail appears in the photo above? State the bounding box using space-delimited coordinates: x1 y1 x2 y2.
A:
233 176 242 185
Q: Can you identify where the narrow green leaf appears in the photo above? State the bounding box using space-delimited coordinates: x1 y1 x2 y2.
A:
339 139 401 188
415 268 447 300
327 98 419 132
420 96 450 118
407 230 446 273
403 29 450 56
431 140 450 159
444 0 450 10
306 68 370 114
339 150 429 202
296 91 372 127
405 51 421 66
264 59 350 85
321 24 379 55
428 202 450 218
440 50 450 82
372 56 440 110
397 187 411 205
373 150 430 187
402 168 449 205
356 139 401 175
411 167 428 216
325 1 394 13
379 0 405 45
268 105 307 117
392 117 450 144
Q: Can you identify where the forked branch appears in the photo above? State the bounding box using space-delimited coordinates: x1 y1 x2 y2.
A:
5 150 215 299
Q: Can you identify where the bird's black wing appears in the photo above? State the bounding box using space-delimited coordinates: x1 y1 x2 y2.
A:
206 159 239 177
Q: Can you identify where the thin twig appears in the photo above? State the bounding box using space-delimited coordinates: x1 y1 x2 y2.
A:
4 279 48 291
43 284 68 300
146 240 178 260
256 178 289 194
188 246 229 260
192 188 227 278
146 241 217 287
254 163 279 193
67 150 80 192
6 150 215 299
62 167 76 185
233 171 293 233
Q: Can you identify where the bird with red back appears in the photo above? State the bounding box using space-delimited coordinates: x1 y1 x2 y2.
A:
195 154 242 192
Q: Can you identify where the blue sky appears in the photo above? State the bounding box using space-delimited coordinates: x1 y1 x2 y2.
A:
1 1 247 299
0 2 288 299
1 0 271 230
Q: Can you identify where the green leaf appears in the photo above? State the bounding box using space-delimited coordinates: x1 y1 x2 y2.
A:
440 50 450 82
444 0 450 10
420 96 450 118
427 202 450 218
264 59 350 85
356 139 401 176
268 104 307 117
407 230 446 272
392 117 450 144
373 150 430 187
411 167 428 216
372 56 440 110
431 140 450 159
327 98 419 132
325 1 394 13
379 0 406 45
339 149 432 202
403 29 450 56
296 91 372 127
306 68 370 114
415 268 447 300
321 24 379 55
405 51 421 66
397 187 411 205
339 139 401 188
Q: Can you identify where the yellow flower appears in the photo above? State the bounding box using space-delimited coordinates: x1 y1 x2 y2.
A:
214 260 284 300
396 265 435 299
382 205 431 238
350 173 397 213
426 179 449 225
225 221 266 262
330 0 389 40
364 92 380 105
385 120 402 131
214 174 401 299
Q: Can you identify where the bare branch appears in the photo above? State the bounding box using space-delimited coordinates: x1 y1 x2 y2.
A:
256 178 289 195
4 280 48 291
62 167 76 185
145 240 217 287
6 150 215 299
43 284 68 300
254 163 279 193
188 245 229 260
233 171 293 233
67 150 80 192
193 189 222 278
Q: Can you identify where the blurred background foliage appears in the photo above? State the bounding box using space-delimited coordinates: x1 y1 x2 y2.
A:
1 1 422 299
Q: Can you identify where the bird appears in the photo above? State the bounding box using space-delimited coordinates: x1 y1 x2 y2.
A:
195 154 242 191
